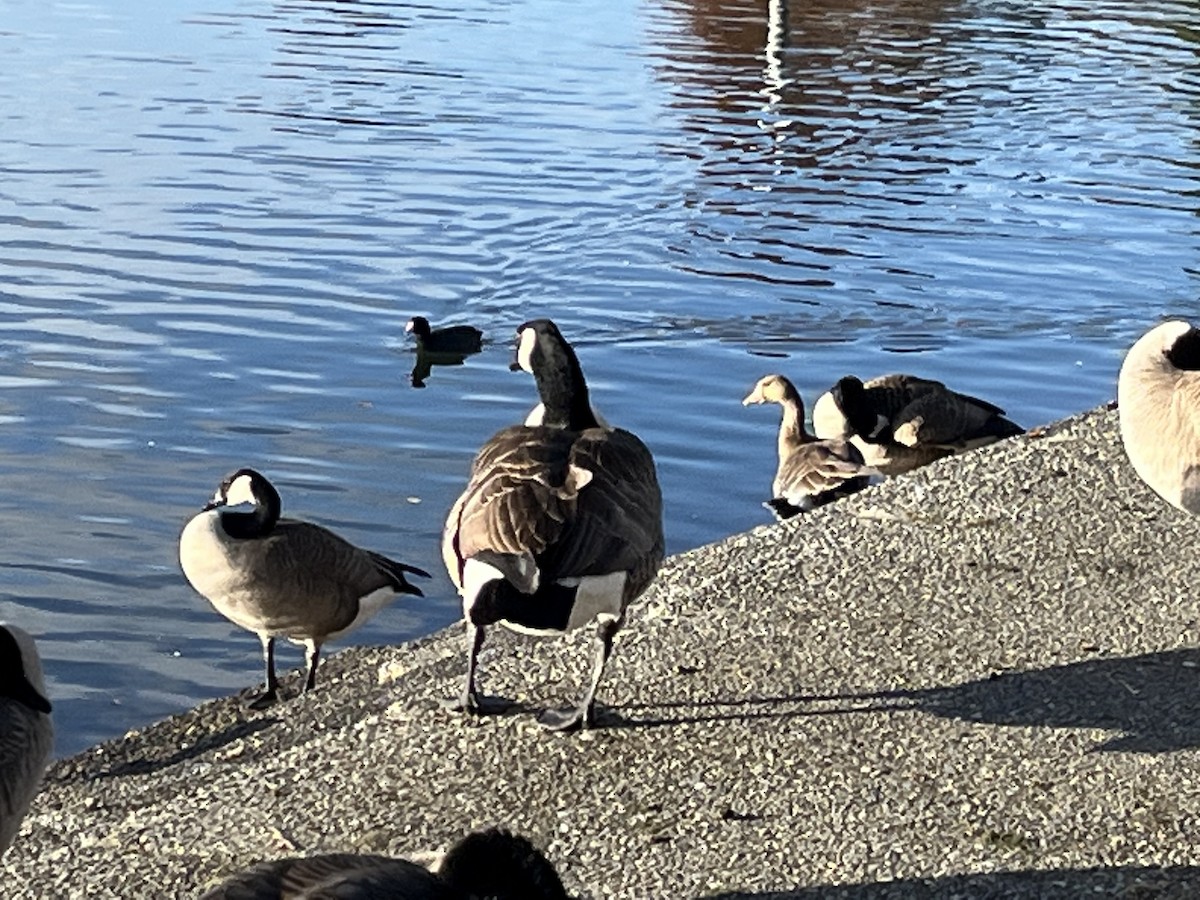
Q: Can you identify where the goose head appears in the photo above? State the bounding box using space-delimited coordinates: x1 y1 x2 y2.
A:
203 468 282 537
436 827 569 900
742 373 801 408
0 624 52 716
510 319 598 431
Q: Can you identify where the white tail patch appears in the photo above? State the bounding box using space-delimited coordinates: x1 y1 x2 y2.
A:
565 571 626 631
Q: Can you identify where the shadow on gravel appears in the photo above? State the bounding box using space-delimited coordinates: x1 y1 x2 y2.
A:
615 648 1200 752
704 864 1200 899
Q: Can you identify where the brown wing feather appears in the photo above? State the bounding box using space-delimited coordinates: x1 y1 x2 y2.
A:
775 439 870 502
444 424 664 598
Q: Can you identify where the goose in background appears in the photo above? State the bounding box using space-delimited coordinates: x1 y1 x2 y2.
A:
0 623 53 856
198 826 569 899
406 317 484 356
1118 319 1200 513
442 319 664 731
179 468 430 709
811 373 1024 476
742 374 877 520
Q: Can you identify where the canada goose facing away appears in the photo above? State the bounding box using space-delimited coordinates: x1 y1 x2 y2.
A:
1118 320 1200 514
198 826 569 900
179 468 431 709
406 316 484 356
742 374 877 519
810 373 1023 476
0 623 53 856
442 319 664 731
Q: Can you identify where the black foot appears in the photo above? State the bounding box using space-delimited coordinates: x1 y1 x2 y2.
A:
537 705 592 732
440 693 513 716
245 689 279 711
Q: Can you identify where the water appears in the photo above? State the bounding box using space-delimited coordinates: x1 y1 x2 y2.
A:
0 0 1196 756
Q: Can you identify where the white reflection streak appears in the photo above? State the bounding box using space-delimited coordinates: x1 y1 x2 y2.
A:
760 0 792 166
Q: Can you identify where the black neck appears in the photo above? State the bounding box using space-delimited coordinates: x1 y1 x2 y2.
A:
535 340 598 430
220 479 280 539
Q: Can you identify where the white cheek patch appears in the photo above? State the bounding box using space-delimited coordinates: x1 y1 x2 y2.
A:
224 474 257 507
516 327 537 374
461 558 506 614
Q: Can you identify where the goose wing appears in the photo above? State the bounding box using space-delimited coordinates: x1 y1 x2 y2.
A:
233 522 420 636
0 702 52 852
891 389 1019 447
199 853 453 899
445 425 663 595
775 440 872 504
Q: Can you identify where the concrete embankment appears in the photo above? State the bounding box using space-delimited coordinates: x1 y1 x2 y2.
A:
5 406 1200 898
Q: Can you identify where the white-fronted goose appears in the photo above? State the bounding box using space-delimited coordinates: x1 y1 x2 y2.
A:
406 316 484 355
1118 320 1200 513
179 468 430 708
198 826 569 899
442 319 664 731
810 373 1023 476
0 624 53 856
742 374 877 519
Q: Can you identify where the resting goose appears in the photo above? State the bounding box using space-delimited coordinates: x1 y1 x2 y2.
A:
179 468 430 708
406 316 484 356
0 624 53 856
743 374 877 519
811 373 1023 476
1118 320 1200 513
198 826 568 899
442 319 664 731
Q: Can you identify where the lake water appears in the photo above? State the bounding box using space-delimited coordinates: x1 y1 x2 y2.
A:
1 0 1197 756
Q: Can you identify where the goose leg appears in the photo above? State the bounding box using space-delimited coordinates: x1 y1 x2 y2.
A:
302 640 321 693
442 623 510 715
247 634 279 710
539 616 620 732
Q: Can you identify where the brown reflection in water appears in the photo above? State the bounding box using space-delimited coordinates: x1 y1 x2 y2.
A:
651 0 958 170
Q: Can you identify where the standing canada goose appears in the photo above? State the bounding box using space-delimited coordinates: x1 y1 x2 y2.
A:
179 468 430 709
0 624 53 856
406 316 484 355
198 826 569 900
442 319 664 731
810 373 1023 476
1118 320 1200 513
742 374 877 519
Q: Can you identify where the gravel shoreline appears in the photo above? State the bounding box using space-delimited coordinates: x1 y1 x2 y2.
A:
5 406 1200 898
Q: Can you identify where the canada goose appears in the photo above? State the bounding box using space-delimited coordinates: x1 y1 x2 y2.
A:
0 624 53 856
406 316 484 355
742 374 877 519
442 319 664 731
1118 320 1200 513
179 468 431 709
810 373 1023 475
198 826 569 900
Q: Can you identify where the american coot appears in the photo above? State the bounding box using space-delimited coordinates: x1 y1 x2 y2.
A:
406 316 483 355
1118 320 1200 514
441 319 664 731
810 373 1023 476
0 623 53 857
179 468 430 708
743 374 878 520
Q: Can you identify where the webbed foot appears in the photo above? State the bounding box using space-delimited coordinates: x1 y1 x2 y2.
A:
245 689 279 711
441 693 513 716
537 705 593 732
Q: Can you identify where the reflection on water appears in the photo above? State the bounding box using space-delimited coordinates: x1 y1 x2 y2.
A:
0 0 1197 753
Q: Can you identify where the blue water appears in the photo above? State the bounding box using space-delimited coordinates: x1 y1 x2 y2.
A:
1 0 1197 754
